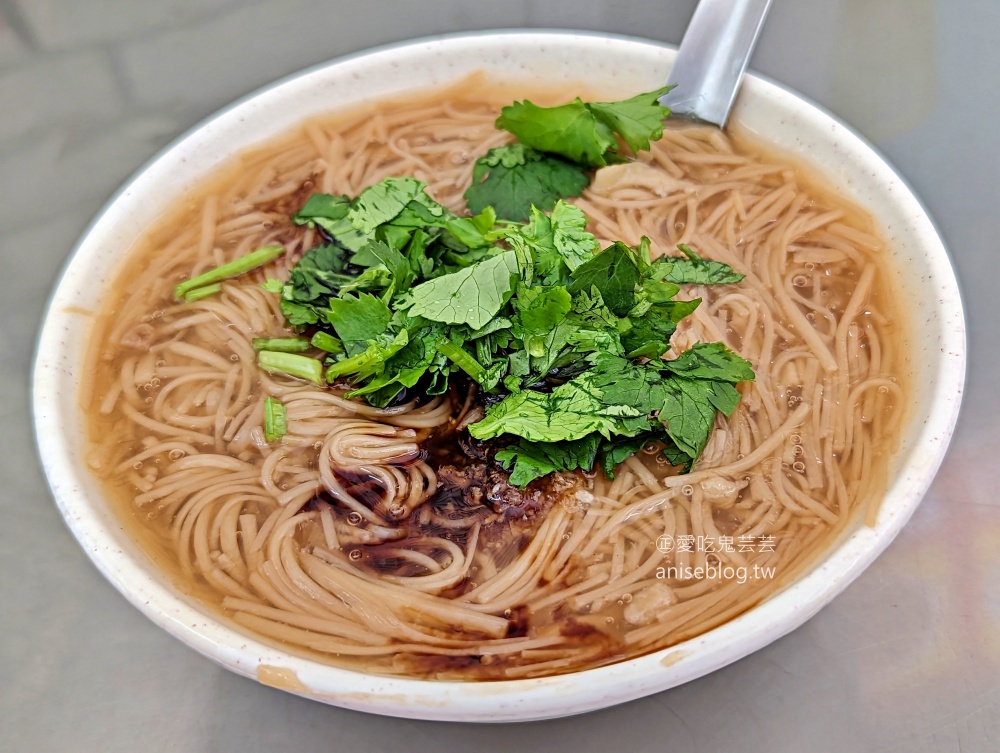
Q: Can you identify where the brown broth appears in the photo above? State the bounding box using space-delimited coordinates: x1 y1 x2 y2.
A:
81 79 910 680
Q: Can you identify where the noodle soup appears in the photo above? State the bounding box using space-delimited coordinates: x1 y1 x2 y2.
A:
82 81 907 681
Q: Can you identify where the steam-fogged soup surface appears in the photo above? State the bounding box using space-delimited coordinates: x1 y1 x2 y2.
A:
84 83 906 680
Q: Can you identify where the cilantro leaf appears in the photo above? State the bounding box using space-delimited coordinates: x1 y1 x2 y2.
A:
349 177 427 234
514 284 572 335
622 299 700 359
524 289 624 382
445 206 497 248
585 85 674 156
661 440 696 472
526 320 577 379
496 100 615 168
293 193 350 228
325 293 393 357
293 194 368 251
344 331 439 407
468 317 512 340
280 300 323 327
660 342 756 383
598 433 661 478
287 244 352 299
399 250 519 329
279 244 355 325
351 239 415 295
550 201 599 272
468 372 644 443
496 435 601 487
568 241 640 316
585 354 667 415
505 201 600 288
705 380 743 418
464 144 589 221
496 86 673 167
470 341 753 468
658 377 722 464
495 444 562 487
336 266 393 298
388 189 454 229
649 244 745 285
325 330 409 383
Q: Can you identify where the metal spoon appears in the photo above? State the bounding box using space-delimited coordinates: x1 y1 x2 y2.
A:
661 0 774 127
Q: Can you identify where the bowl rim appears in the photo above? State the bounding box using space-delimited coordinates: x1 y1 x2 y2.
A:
32 29 966 722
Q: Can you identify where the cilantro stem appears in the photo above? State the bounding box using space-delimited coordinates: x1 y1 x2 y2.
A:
174 244 285 301
475 338 492 367
324 353 368 382
436 339 487 384
257 351 323 385
182 283 222 302
310 331 344 354
263 396 287 442
677 243 700 261
251 337 311 353
325 333 408 383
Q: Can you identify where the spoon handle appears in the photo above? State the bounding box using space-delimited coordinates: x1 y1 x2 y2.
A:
661 0 773 127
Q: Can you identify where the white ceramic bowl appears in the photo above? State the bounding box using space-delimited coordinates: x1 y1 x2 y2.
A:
33 31 965 722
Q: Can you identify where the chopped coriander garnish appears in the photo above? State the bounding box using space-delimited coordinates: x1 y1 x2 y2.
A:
495 85 674 167
463 85 673 221
263 396 287 442
398 250 520 329
464 144 589 221
251 337 311 353
324 331 408 383
174 244 285 301
257 351 323 385
464 85 674 221
327 293 393 356
496 436 601 487
252 86 753 487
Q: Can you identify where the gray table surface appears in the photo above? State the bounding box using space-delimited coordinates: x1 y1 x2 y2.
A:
3 1 997 751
